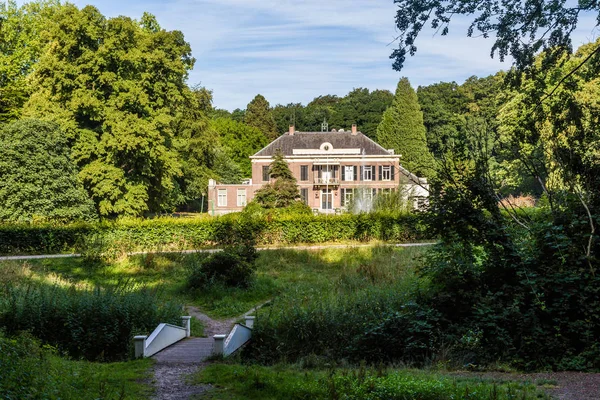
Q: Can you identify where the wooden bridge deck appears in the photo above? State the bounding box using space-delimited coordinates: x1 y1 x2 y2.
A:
152 337 214 364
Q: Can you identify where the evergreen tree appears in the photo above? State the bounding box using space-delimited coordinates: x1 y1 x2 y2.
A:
253 151 300 208
0 119 97 222
244 94 278 140
376 77 434 177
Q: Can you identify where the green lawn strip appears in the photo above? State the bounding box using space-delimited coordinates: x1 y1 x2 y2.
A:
192 363 550 400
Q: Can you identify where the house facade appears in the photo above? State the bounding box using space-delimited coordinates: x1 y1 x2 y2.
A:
207 124 428 215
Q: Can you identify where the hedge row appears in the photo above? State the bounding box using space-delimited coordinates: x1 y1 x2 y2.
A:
0 213 433 255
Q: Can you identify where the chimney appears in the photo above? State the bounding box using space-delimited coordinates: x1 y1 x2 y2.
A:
351 124 357 135
289 124 295 135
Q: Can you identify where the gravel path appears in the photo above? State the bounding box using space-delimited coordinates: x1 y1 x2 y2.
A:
450 371 600 399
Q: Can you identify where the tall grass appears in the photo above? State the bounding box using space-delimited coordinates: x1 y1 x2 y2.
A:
244 246 436 364
0 331 153 399
195 364 549 400
0 282 181 361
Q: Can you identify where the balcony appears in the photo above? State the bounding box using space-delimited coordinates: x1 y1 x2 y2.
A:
313 177 339 186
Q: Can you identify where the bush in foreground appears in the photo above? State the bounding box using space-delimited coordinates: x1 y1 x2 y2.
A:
188 244 258 289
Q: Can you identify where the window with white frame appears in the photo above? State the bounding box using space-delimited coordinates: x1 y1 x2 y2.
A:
218 189 227 207
342 188 354 207
382 166 391 181
344 166 354 181
237 189 247 207
362 166 373 181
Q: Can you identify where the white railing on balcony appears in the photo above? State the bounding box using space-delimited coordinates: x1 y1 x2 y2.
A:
313 177 339 185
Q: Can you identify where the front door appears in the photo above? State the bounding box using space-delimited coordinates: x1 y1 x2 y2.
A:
321 189 333 210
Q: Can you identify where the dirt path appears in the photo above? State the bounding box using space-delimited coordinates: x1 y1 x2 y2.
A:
450 371 600 399
186 305 237 337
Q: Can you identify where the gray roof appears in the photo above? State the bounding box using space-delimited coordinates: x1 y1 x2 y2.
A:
252 131 394 157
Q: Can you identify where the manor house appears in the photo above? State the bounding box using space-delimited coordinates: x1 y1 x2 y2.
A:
207 124 428 215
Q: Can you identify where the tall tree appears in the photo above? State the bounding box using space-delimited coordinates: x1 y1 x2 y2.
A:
253 151 300 208
173 85 219 209
376 78 434 177
0 119 97 223
0 0 61 122
211 117 268 177
245 94 278 140
23 5 194 217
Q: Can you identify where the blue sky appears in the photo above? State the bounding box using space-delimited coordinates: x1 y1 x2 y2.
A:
27 1 600 110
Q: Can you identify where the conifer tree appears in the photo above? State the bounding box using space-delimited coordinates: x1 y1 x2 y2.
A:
245 94 278 141
376 77 434 177
253 151 300 208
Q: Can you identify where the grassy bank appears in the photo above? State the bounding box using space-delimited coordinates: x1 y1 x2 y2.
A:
2 245 428 319
0 332 153 399
192 363 550 399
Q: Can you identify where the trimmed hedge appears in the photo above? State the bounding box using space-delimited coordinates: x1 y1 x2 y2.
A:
0 213 432 255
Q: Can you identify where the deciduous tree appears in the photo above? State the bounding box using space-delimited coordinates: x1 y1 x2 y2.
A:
0 119 96 222
24 5 194 217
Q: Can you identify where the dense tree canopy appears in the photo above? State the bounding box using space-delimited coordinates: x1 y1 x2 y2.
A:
272 89 393 138
0 1 60 122
245 94 278 140
0 119 97 223
377 78 434 177
211 117 269 177
23 4 194 217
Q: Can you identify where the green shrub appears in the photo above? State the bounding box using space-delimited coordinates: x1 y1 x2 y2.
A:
0 283 181 361
0 212 433 255
188 244 258 289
